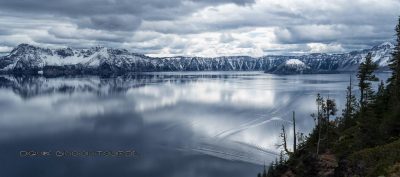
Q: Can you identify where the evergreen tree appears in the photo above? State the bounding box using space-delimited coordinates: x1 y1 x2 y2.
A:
388 16 400 105
312 93 325 155
373 80 388 118
356 53 380 147
381 16 400 139
266 163 274 177
357 52 378 111
309 94 337 154
279 151 285 164
262 163 268 177
325 97 337 122
377 80 385 98
341 75 359 129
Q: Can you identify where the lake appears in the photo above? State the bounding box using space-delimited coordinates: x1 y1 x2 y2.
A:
0 72 390 177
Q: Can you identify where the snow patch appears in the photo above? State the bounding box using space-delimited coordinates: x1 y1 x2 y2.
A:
379 42 395 48
285 59 305 65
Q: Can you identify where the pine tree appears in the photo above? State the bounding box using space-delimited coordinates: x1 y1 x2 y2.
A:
266 163 274 177
262 163 268 177
341 75 359 129
388 16 400 105
313 93 325 155
310 94 337 154
356 53 380 147
374 80 388 116
381 16 400 139
374 81 389 134
325 97 337 122
357 52 378 111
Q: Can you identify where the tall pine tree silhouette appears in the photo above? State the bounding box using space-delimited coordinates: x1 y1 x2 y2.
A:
357 52 378 112
388 16 400 105
341 75 358 129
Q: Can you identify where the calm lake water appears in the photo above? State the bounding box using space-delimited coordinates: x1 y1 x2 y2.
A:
0 72 390 177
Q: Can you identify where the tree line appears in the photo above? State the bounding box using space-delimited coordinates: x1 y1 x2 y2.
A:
257 16 400 177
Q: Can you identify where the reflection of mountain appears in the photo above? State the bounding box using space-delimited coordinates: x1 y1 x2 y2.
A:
0 75 143 98
0 42 394 75
0 73 261 98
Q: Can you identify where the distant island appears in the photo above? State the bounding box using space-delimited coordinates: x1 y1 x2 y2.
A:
0 42 394 76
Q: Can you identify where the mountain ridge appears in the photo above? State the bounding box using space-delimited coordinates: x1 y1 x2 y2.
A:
0 42 394 75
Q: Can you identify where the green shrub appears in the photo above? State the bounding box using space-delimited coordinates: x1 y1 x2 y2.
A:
348 139 400 177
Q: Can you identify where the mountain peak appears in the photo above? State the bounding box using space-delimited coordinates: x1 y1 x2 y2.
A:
9 43 41 55
15 43 38 50
89 46 107 52
374 41 395 49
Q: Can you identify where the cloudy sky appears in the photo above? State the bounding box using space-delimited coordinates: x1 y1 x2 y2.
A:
0 0 399 57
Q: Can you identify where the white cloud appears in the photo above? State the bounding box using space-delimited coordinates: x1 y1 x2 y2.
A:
0 0 399 56
307 43 345 53
0 46 12 53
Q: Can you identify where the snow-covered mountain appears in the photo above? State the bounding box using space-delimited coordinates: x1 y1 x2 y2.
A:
0 42 394 75
271 59 312 74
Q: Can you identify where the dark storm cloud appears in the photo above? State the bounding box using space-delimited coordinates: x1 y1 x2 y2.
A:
0 28 13 36
197 0 255 6
0 0 254 20
0 0 185 31
47 26 129 42
274 24 395 46
77 15 142 31
0 0 399 55
0 0 257 51
0 0 180 16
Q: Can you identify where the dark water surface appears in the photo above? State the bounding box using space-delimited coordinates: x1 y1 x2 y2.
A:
0 72 390 177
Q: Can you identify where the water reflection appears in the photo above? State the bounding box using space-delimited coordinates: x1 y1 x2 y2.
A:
0 72 390 177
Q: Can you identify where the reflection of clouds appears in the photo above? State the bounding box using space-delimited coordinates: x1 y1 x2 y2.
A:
122 76 294 164
129 80 276 112
0 72 390 176
1 107 260 177
0 90 138 139
231 89 274 106
122 73 372 165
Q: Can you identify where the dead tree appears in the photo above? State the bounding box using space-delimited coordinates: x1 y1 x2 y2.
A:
280 125 291 155
280 111 298 156
292 111 297 153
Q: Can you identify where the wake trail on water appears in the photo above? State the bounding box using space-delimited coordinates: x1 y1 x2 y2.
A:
214 116 291 139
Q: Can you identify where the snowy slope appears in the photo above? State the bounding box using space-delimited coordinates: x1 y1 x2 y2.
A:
0 42 395 75
285 59 306 66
